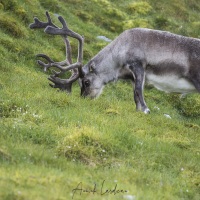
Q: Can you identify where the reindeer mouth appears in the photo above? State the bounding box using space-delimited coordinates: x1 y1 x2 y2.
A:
81 87 103 99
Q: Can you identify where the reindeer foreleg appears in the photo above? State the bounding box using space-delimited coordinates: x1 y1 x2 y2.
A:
128 61 150 114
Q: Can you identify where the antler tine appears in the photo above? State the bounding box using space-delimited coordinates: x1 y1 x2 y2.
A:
37 54 79 75
37 60 50 72
36 54 58 73
48 72 79 93
48 73 79 86
36 53 71 73
58 16 84 65
45 16 82 39
64 37 73 64
51 62 82 72
37 54 55 63
29 11 57 29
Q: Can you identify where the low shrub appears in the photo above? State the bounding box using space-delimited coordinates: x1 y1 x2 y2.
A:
169 94 200 117
0 0 17 11
127 1 152 15
0 14 27 38
56 125 121 166
39 0 61 13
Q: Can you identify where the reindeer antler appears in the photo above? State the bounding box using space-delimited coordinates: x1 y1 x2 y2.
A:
29 11 57 29
44 15 83 66
29 12 84 93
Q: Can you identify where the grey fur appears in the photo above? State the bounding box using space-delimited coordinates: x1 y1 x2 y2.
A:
80 28 200 113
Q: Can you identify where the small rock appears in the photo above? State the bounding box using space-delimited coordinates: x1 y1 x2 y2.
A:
164 114 171 119
123 195 136 200
97 36 112 42
154 106 160 110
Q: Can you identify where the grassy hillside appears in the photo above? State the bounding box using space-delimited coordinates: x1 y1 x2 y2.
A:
0 0 200 199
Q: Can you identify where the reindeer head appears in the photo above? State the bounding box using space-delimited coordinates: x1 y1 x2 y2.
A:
79 63 105 99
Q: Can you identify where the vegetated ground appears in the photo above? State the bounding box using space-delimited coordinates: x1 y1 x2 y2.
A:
0 0 200 199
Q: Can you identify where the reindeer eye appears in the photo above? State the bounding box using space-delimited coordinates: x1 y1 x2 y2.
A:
84 80 90 87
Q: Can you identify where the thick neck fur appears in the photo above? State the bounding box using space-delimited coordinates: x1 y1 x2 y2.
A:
89 40 120 84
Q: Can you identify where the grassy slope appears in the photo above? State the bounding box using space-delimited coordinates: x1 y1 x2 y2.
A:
0 0 200 199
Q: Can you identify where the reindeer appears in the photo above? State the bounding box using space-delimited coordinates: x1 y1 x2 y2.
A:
30 12 200 113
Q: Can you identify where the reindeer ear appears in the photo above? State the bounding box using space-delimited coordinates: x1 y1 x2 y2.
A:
89 61 96 73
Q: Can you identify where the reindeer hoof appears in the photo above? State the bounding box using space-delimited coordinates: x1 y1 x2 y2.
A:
143 108 150 114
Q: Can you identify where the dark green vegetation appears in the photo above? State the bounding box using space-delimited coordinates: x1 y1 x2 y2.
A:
0 0 200 199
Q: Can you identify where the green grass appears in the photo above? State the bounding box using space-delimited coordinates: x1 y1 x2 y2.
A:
0 0 200 199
